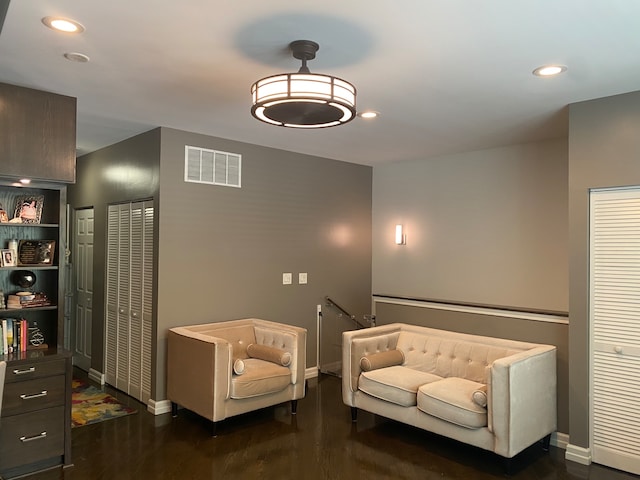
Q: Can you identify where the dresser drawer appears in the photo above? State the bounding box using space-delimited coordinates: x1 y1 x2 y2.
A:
5 359 66 383
0 406 65 470
2 374 66 417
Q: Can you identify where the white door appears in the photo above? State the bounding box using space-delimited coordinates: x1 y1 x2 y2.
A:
590 188 640 475
72 208 94 371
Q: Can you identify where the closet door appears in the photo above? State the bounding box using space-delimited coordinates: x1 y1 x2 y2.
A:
105 201 154 404
590 188 640 475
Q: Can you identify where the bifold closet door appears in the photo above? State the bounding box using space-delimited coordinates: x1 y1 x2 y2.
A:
590 188 640 475
105 201 153 404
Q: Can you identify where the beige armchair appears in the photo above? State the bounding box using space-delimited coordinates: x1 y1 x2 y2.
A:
167 318 306 436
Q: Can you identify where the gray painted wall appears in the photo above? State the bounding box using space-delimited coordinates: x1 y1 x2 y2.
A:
155 128 372 399
67 128 161 372
371 138 570 435
372 138 568 312
568 90 640 449
69 126 372 402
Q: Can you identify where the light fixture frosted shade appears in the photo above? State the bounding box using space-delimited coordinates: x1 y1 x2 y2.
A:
395 224 406 245
251 73 356 128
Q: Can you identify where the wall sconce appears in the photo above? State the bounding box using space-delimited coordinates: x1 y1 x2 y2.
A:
395 224 406 245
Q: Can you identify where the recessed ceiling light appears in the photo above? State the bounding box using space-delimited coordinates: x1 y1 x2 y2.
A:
64 52 90 63
359 111 379 119
42 16 85 33
532 65 567 77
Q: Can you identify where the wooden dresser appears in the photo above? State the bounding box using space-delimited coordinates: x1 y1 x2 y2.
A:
0 349 72 478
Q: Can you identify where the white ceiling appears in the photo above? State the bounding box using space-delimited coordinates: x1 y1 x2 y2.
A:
1 1 640 166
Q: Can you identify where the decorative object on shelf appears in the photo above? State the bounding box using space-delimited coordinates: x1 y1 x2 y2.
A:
12 194 44 224
11 269 37 290
1 248 17 267
28 321 46 348
0 289 4 309
0 203 8 222
250 40 357 128
8 238 18 257
17 239 56 265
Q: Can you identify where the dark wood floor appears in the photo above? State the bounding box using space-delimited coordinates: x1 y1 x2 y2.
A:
23 370 638 480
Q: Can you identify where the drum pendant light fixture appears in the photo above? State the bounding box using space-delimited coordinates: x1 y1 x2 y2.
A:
251 40 357 128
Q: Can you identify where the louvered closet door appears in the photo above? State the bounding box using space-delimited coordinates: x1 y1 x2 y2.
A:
105 201 154 404
590 188 640 475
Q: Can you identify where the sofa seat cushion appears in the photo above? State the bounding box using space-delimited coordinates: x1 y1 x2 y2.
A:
230 358 291 399
417 377 487 429
359 366 443 407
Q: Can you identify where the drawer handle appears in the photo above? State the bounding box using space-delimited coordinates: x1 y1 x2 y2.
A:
20 390 48 400
13 367 36 376
20 432 47 443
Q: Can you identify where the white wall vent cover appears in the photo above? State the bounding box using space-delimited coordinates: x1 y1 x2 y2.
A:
184 145 241 188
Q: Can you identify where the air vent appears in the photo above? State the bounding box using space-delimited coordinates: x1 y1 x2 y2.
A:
184 145 241 188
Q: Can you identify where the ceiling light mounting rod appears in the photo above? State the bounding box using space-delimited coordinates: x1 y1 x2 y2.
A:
290 40 318 74
250 39 356 128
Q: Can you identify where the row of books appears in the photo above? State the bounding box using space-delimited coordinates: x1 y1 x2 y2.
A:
1 318 30 354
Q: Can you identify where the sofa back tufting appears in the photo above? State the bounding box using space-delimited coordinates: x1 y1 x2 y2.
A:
397 332 520 383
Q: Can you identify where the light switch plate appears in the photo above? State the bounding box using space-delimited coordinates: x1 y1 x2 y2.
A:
298 272 307 284
282 272 292 285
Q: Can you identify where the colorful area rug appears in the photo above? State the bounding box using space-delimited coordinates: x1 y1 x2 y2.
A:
71 378 137 427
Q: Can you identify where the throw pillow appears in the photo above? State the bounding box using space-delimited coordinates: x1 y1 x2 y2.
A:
472 385 487 407
360 349 405 372
247 343 292 366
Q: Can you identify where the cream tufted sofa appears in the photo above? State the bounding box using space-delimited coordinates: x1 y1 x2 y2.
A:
343 323 557 460
167 318 306 435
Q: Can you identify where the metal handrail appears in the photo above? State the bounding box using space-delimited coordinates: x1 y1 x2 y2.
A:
324 296 369 329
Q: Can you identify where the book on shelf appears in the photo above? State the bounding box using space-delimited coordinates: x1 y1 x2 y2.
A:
6 292 53 309
0 318 30 354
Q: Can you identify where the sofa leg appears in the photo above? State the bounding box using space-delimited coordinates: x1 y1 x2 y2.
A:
351 407 358 423
541 433 551 452
211 421 218 438
502 456 514 476
171 402 178 418
291 399 298 415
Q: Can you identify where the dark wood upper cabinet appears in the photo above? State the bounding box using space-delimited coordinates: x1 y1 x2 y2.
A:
0 82 77 183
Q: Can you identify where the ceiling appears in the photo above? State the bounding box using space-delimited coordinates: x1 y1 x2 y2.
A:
1 1 640 166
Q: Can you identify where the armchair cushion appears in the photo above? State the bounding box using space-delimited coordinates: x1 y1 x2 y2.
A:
247 343 292 366
230 358 292 399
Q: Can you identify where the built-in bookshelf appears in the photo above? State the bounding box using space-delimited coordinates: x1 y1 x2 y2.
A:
0 183 66 355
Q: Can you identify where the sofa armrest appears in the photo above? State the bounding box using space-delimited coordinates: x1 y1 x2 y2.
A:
489 345 557 458
167 328 233 422
342 325 402 405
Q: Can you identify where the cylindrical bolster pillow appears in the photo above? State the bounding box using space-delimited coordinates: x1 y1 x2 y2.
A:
233 358 246 375
472 385 488 407
360 349 405 372
247 343 292 366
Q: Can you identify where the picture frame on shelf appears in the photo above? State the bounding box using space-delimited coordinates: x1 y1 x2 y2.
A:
0 203 9 222
1 248 17 267
12 194 44 224
17 240 56 266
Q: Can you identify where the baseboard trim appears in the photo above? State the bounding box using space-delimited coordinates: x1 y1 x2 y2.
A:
305 366 319 379
148 398 172 416
551 431 569 450
565 443 592 465
88 368 105 385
